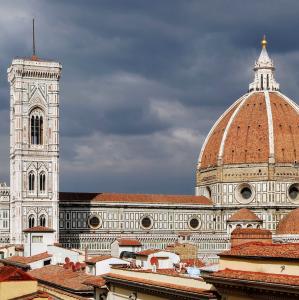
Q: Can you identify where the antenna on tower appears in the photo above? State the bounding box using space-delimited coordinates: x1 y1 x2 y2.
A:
32 18 36 56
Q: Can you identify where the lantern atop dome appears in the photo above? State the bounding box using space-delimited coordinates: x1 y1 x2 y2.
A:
249 36 280 92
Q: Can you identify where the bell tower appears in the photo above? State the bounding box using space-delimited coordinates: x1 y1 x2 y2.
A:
8 38 62 243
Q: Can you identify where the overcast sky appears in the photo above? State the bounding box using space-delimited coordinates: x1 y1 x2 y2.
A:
0 1 299 194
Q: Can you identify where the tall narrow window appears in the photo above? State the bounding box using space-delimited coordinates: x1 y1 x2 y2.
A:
30 109 44 145
29 173 35 191
40 173 46 192
39 215 46 227
261 74 264 90
267 74 269 89
29 215 35 228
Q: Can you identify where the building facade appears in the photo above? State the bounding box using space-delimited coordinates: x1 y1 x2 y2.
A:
8 56 61 244
1 37 299 259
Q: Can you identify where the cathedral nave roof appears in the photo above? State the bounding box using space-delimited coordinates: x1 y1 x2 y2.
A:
59 192 212 205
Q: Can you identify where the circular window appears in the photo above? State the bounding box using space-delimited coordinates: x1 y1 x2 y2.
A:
240 187 252 199
235 183 255 204
188 216 201 230
88 215 102 229
288 183 299 202
140 216 153 230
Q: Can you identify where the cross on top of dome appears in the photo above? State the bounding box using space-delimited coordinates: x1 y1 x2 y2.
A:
249 36 280 92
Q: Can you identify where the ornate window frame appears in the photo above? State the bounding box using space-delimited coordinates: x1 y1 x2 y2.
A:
140 215 154 230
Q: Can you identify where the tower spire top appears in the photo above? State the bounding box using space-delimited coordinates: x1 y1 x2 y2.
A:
261 34 267 49
32 18 35 56
249 36 279 92
32 18 38 61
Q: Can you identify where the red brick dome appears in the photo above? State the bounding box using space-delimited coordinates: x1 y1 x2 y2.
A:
276 208 299 235
198 91 299 169
228 208 261 222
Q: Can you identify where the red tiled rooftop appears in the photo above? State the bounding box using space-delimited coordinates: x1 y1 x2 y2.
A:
29 265 94 292
23 226 55 233
4 252 52 266
0 266 34 282
83 276 106 288
59 192 212 205
231 228 272 235
12 290 50 300
228 208 261 222
85 255 112 264
276 208 299 235
116 239 142 246
220 242 299 260
104 272 214 296
210 268 299 287
180 259 205 268
135 249 163 256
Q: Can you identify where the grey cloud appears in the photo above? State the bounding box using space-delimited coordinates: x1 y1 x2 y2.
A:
0 1 299 194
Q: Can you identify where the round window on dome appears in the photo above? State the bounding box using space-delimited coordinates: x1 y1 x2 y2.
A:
235 183 255 204
188 216 201 230
140 216 153 230
288 183 299 202
88 215 102 229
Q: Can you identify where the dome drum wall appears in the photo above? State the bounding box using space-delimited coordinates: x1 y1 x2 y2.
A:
196 180 299 207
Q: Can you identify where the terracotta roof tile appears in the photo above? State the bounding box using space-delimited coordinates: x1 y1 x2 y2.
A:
23 226 55 233
135 249 162 256
231 228 271 235
116 239 142 246
0 266 34 282
59 192 212 205
11 291 50 300
220 241 299 260
180 259 205 268
228 208 261 222
85 255 112 264
29 265 94 292
276 208 299 235
211 268 299 286
4 252 52 265
83 276 106 288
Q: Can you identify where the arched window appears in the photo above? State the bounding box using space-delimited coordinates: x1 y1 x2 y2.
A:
29 173 35 191
39 173 46 192
39 215 46 227
261 74 264 90
29 215 35 228
30 109 44 145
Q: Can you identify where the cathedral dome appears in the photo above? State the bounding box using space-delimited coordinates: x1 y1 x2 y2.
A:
196 37 299 206
198 36 299 169
276 208 299 235
198 91 299 169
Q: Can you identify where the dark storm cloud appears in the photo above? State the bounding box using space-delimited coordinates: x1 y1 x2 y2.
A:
1 0 299 193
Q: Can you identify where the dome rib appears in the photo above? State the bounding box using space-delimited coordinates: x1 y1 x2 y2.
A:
218 93 250 163
277 91 299 115
264 91 275 162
